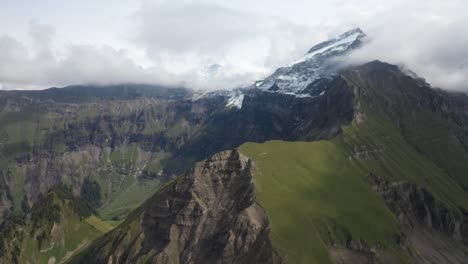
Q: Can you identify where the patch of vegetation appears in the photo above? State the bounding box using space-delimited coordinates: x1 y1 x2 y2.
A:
166 118 190 138
81 178 102 209
21 194 30 214
85 216 114 233
97 177 161 220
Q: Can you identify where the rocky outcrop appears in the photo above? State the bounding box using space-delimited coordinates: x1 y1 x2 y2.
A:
0 186 105 264
368 173 468 239
367 173 468 263
70 149 281 264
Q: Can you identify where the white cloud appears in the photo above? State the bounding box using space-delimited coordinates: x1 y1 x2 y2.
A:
0 29 158 89
131 1 320 89
338 0 468 91
0 0 467 91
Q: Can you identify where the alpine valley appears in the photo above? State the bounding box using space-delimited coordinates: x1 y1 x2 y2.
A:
1 28 468 264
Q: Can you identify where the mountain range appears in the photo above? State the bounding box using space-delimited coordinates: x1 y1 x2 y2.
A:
1 28 468 263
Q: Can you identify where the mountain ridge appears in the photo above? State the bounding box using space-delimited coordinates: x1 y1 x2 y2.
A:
63 60 468 264
69 149 282 264
1 29 468 263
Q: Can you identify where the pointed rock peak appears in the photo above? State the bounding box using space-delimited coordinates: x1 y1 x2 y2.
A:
337 27 365 39
286 28 365 68
250 27 367 97
195 148 251 180
304 28 365 56
212 28 367 105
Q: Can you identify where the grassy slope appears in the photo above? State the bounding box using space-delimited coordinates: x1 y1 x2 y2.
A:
66 178 180 264
341 65 468 208
19 215 105 264
94 144 171 220
1 189 114 264
0 101 172 221
240 64 468 263
240 124 468 263
240 140 402 264
85 216 114 233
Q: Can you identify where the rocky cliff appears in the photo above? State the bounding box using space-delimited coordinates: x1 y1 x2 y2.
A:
368 173 468 263
70 149 281 264
0 80 354 222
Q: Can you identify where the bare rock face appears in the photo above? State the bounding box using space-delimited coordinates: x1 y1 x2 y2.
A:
367 173 468 238
71 149 281 264
367 173 468 263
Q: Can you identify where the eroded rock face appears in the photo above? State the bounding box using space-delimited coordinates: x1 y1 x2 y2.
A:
368 173 468 238
0 82 354 221
71 149 281 264
367 173 468 263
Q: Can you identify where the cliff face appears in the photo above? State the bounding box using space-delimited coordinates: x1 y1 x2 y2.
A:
368 173 468 263
0 82 354 222
71 149 281 264
0 87 206 220
175 78 354 168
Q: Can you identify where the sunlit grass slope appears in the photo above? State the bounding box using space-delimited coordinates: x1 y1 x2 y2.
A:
240 140 402 263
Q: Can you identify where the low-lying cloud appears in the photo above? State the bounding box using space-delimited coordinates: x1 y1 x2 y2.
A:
0 0 467 92
339 0 468 91
0 22 162 90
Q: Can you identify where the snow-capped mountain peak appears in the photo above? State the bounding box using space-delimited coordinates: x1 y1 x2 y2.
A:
251 28 365 99
293 28 365 66
193 28 366 109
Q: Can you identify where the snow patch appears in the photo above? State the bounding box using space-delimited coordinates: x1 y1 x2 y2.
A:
226 93 244 109
255 28 365 97
192 90 209 101
290 30 364 66
193 28 365 108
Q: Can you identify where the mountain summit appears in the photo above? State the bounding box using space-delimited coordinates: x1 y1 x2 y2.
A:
256 28 366 96
302 28 365 64
223 28 366 108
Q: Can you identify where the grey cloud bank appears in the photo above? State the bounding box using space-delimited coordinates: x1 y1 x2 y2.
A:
0 0 467 91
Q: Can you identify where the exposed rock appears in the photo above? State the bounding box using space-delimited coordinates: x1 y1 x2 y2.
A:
0 186 105 264
0 80 355 221
367 173 468 263
174 77 355 169
70 149 281 264
329 248 377 264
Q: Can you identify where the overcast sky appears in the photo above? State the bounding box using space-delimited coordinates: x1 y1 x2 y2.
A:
0 0 467 91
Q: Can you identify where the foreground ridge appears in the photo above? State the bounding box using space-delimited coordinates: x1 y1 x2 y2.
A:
70 149 281 263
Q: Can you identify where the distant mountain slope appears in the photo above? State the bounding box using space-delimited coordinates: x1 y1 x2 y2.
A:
0 30 365 223
0 84 223 221
0 186 112 264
